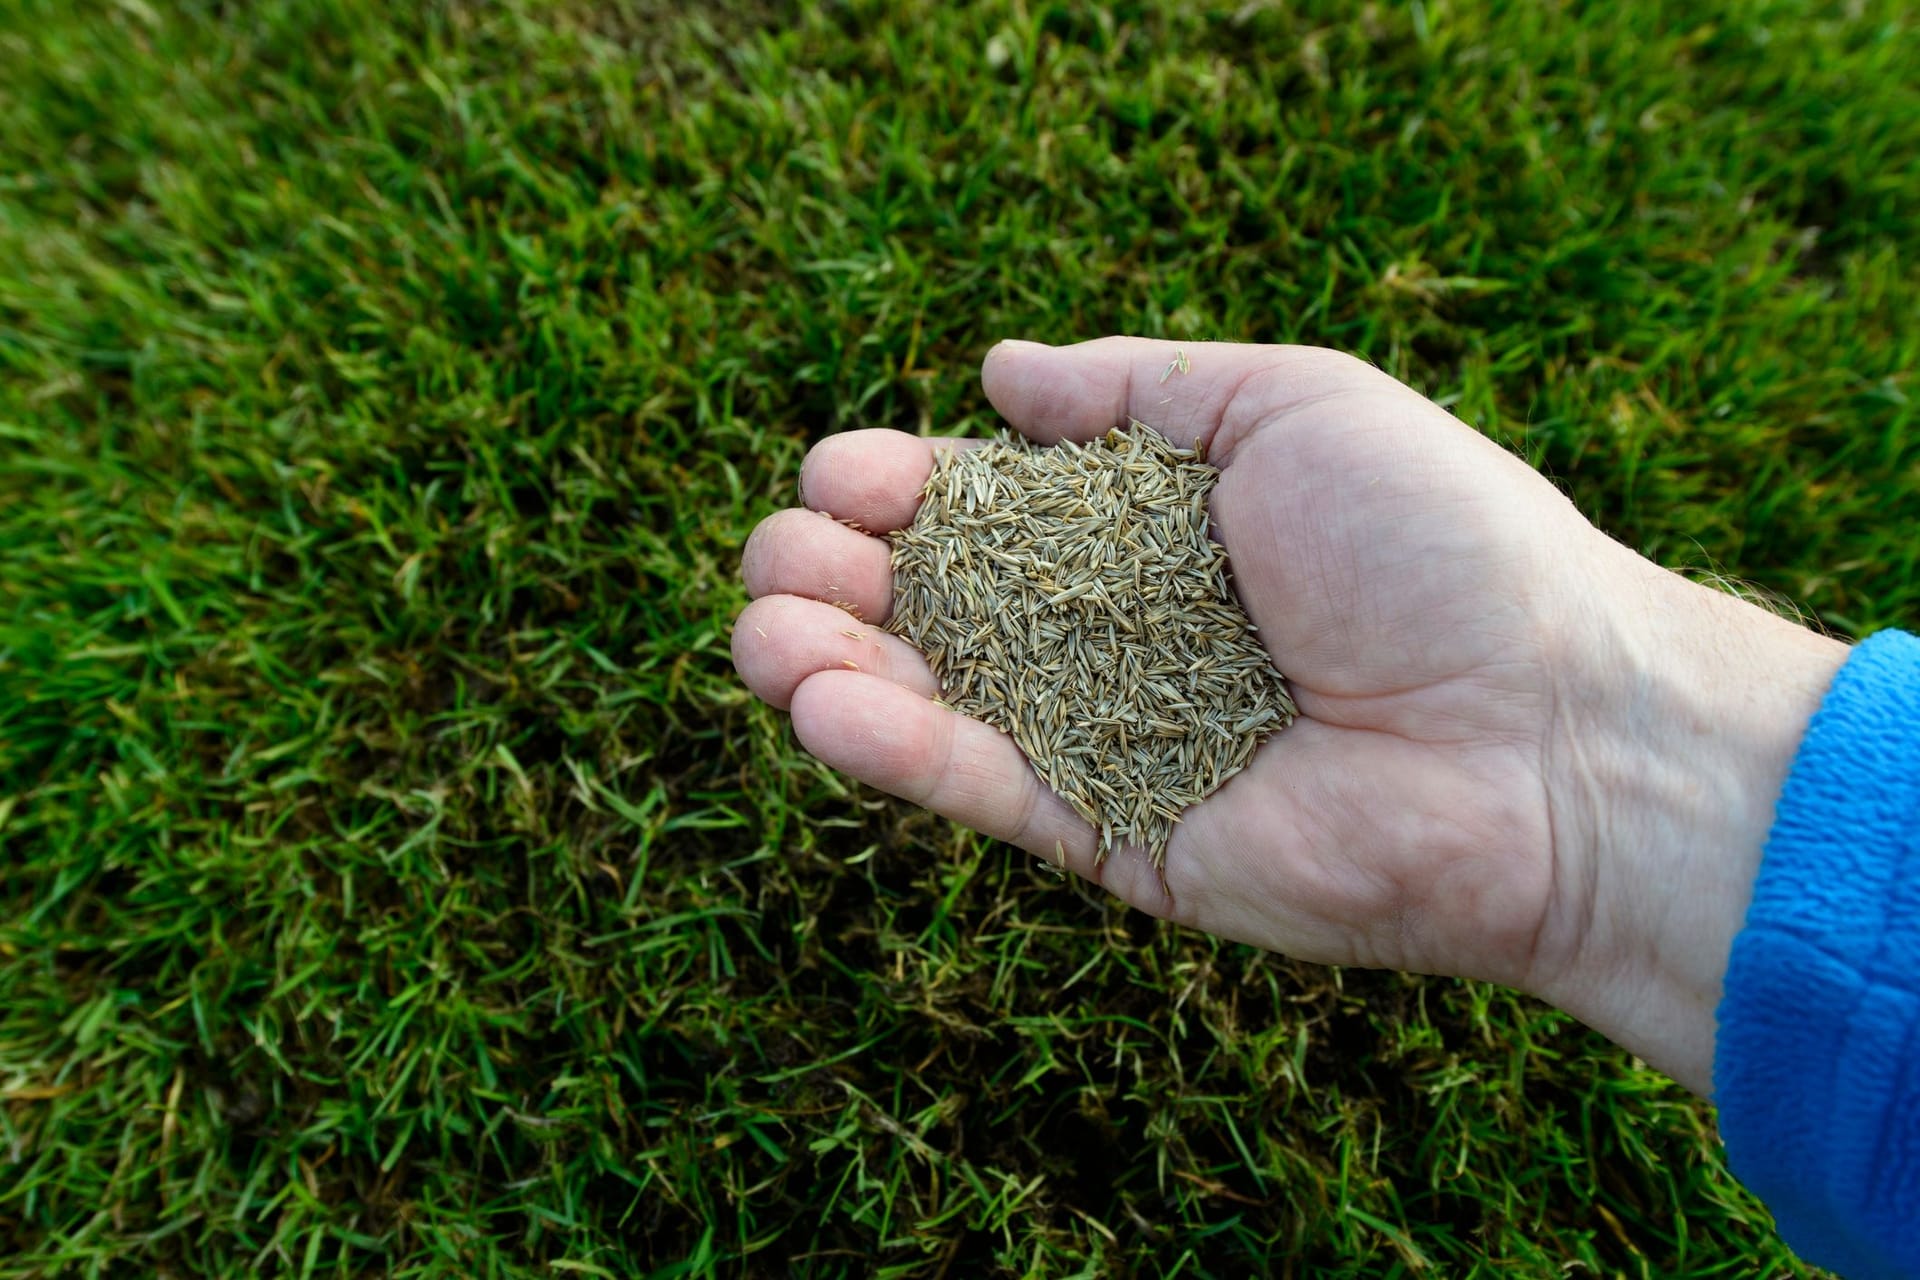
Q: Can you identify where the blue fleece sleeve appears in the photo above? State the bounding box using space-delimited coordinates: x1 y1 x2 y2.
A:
1715 628 1920 1279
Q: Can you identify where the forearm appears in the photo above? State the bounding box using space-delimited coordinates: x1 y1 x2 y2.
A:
1534 543 1848 1095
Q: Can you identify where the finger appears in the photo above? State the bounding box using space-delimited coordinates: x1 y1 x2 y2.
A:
800 429 985 534
732 594 941 711
791 670 1213 916
981 337 1412 463
740 508 893 622
788 668 1093 853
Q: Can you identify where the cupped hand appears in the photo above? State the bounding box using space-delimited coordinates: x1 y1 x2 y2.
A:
736 338 1597 982
732 338 1845 1095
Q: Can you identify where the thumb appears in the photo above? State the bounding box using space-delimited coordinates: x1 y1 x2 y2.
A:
980 336 1409 464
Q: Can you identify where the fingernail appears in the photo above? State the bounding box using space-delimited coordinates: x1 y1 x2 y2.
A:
991 338 1051 356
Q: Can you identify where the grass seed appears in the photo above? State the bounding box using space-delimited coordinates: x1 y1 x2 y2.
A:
887 423 1297 867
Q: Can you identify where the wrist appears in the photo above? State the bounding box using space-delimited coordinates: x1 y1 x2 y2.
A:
1532 545 1848 1094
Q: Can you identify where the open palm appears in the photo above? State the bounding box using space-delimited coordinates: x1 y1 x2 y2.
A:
736 339 1605 993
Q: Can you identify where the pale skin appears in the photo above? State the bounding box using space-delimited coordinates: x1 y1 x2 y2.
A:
732 337 1849 1097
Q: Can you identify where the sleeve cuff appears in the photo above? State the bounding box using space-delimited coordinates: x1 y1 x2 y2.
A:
1714 628 1920 1279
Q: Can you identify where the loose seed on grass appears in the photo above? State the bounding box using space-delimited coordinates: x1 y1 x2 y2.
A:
886 422 1296 868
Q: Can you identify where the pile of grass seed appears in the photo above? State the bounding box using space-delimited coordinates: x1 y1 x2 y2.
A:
887 424 1297 866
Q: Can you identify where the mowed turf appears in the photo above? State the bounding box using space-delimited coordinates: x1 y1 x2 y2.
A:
2 1 1916 1275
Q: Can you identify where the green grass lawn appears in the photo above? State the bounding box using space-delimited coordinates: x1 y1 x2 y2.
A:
2 0 1915 1274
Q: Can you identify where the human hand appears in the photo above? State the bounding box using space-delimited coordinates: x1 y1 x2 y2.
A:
733 338 1847 1095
